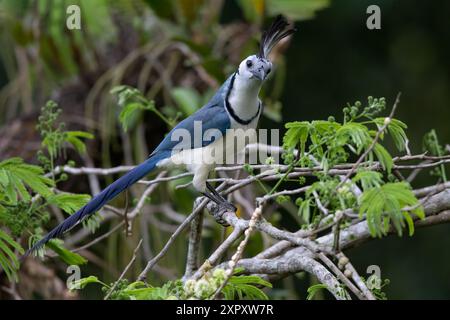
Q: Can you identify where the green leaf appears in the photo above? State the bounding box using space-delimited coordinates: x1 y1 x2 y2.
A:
284 121 310 155
228 275 272 288
336 122 371 152
0 169 9 186
0 157 54 202
373 143 393 173
352 171 383 191
297 198 311 223
306 283 328 300
223 274 272 300
0 230 24 282
388 119 408 152
64 131 94 154
119 102 146 132
69 275 104 290
359 182 424 237
46 240 87 265
47 193 91 214
374 118 408 151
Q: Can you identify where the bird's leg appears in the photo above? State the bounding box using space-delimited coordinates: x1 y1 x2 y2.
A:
206 182 227 202
201 191 222 205
201 191 230 226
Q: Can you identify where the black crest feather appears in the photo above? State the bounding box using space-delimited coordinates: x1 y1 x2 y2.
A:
258 15 296 59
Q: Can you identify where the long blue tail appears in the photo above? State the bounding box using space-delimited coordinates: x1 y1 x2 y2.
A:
25 152 168 256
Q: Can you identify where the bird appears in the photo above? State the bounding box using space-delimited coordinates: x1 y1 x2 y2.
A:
26 15 295 255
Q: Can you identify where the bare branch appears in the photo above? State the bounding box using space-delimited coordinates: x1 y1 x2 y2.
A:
104 239 143 300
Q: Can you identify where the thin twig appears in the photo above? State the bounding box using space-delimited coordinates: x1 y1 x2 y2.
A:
317 252 365 300
72 222 125 253
335 252 376 300
137 198 209 281
192 224 244 280
184 210 204 278
211 206 263 299
104 239 143 300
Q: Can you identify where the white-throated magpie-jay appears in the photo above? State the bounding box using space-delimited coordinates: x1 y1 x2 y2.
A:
28 15 295 254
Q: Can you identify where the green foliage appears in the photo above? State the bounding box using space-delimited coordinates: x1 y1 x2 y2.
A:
46 239 87 265
0 101 100 281
366 276 390 300
0 229 24 282
72 268 272 300
359 182 425 237
111 85 174 131
47 193 91 214
306 283 328 300
69 275 108 290
343 97 386 123
283 121 309 157
282 97 424 239
37 101 93 170
374 118 408 152
222 274 272 300
283 98 397 173
0 158 54 206
115 281 182 300
352 171 383 191
373 143 393 173
296 197 312 224
64 131 94 154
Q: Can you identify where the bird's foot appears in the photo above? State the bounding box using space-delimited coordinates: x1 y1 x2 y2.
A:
207 201 236 227
202 183 236 226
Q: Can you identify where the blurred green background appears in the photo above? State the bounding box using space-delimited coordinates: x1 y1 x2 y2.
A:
0 0 449 299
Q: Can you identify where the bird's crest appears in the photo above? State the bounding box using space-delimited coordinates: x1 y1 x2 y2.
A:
258 15 296 59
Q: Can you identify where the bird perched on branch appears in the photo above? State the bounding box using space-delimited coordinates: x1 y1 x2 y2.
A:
27 15 295 255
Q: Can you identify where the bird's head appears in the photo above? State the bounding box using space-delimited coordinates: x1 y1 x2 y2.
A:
238 55 272 81
237 15 296 82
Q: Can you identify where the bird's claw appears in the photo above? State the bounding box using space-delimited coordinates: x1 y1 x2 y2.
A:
207 201 236 227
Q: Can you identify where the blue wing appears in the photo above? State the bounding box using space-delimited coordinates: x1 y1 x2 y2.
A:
151 76 233 155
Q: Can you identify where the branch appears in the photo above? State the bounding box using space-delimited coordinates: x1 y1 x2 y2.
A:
184 210 204 278
211 205 264 299
218 247 350 300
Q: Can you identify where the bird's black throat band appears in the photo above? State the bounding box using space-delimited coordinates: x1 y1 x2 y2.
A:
224 73 261 125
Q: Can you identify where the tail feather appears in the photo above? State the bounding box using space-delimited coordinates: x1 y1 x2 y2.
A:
25 152 168 256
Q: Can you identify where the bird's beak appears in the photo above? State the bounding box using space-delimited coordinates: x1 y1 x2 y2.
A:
251 69 266 81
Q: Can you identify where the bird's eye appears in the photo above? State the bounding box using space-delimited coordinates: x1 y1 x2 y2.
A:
267 68 271 74
246 60 253 68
